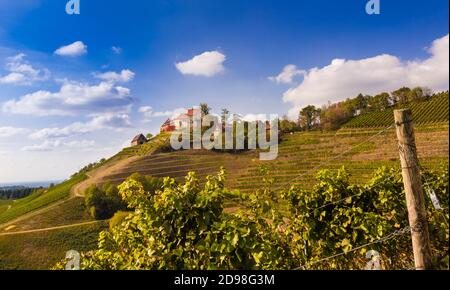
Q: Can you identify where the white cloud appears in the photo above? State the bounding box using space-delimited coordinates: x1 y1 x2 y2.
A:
0 72 25 84
242 114 271 122
0 126 28 138
94 69 135 83
269 64 306 84
2 80 133 116
89 113 132 129
138 106 186 122
176 51 226 77
0 53 50 85
22 139 95 152
282 34 449 118
111 46 122 54
54 41 87 57
30 114 132 139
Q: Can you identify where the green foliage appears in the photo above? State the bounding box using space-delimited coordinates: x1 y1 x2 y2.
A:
319 88 442 130
285 166 449 269
279 117 301 134
299 105 321 131
63 169 293 270
343 91 449 128
57 166 448 270
109 211 131 230
84 182 126 220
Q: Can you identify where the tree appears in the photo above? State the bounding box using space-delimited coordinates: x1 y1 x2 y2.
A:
221 108 230 124
320 105 349 130
369 92 392 111
279 115 298 133
410 87 432 102
200 103 211 116
84 183 127 220
299 105 321 131
146 133 154 140
391 87 412 105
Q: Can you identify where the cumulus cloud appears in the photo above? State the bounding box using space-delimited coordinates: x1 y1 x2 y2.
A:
54 41 87 57
282 34 449 118
30 114 132 139
138 106 186 122
176 51 226 77
2 80 133 116
0 126 28 138
94 69 135 83
22 139 95 152
269 64 306 84
0 53 50 85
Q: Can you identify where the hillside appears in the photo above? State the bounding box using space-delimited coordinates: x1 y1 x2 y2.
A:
342 92 449 129
0 121 448 269
87 125 448 195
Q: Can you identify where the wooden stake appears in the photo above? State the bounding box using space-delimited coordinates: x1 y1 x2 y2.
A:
394 109 433 270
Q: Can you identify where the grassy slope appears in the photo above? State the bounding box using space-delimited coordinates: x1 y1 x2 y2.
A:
0 200 12 213
0 197 92 233
0 174 86 224
0 123 447 269
0 221 107 270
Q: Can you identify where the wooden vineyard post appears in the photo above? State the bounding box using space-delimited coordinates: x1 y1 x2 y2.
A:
394 109 433 270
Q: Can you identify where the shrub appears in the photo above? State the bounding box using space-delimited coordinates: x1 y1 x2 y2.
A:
109 211 131 230
84 183 127 220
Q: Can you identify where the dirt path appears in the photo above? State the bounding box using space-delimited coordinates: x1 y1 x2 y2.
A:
0 154 141 232
0 220 106 236
0 197 77 231
71 155 141 197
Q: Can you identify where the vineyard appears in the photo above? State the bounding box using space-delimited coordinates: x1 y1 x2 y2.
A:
0 116 448 270
94 126 449 197
53 166 449 270
342 92 449 129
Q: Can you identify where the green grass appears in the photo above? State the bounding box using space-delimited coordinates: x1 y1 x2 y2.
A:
0 197 92 233
0 201 13 219
0 221 107 270
343 93 449 128
0 174 86 224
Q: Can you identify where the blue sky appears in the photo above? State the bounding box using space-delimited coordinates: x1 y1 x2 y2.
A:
0 0 448 183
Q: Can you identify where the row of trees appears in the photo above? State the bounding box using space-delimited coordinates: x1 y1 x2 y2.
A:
297 86 436 131
190 87 436 135
0 186 37 200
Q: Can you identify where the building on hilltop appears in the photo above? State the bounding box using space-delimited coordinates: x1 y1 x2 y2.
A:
160 108 201 133
131 134 148 147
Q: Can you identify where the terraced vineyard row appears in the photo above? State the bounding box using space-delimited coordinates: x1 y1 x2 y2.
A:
343 93 449 128
97 126 449 196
